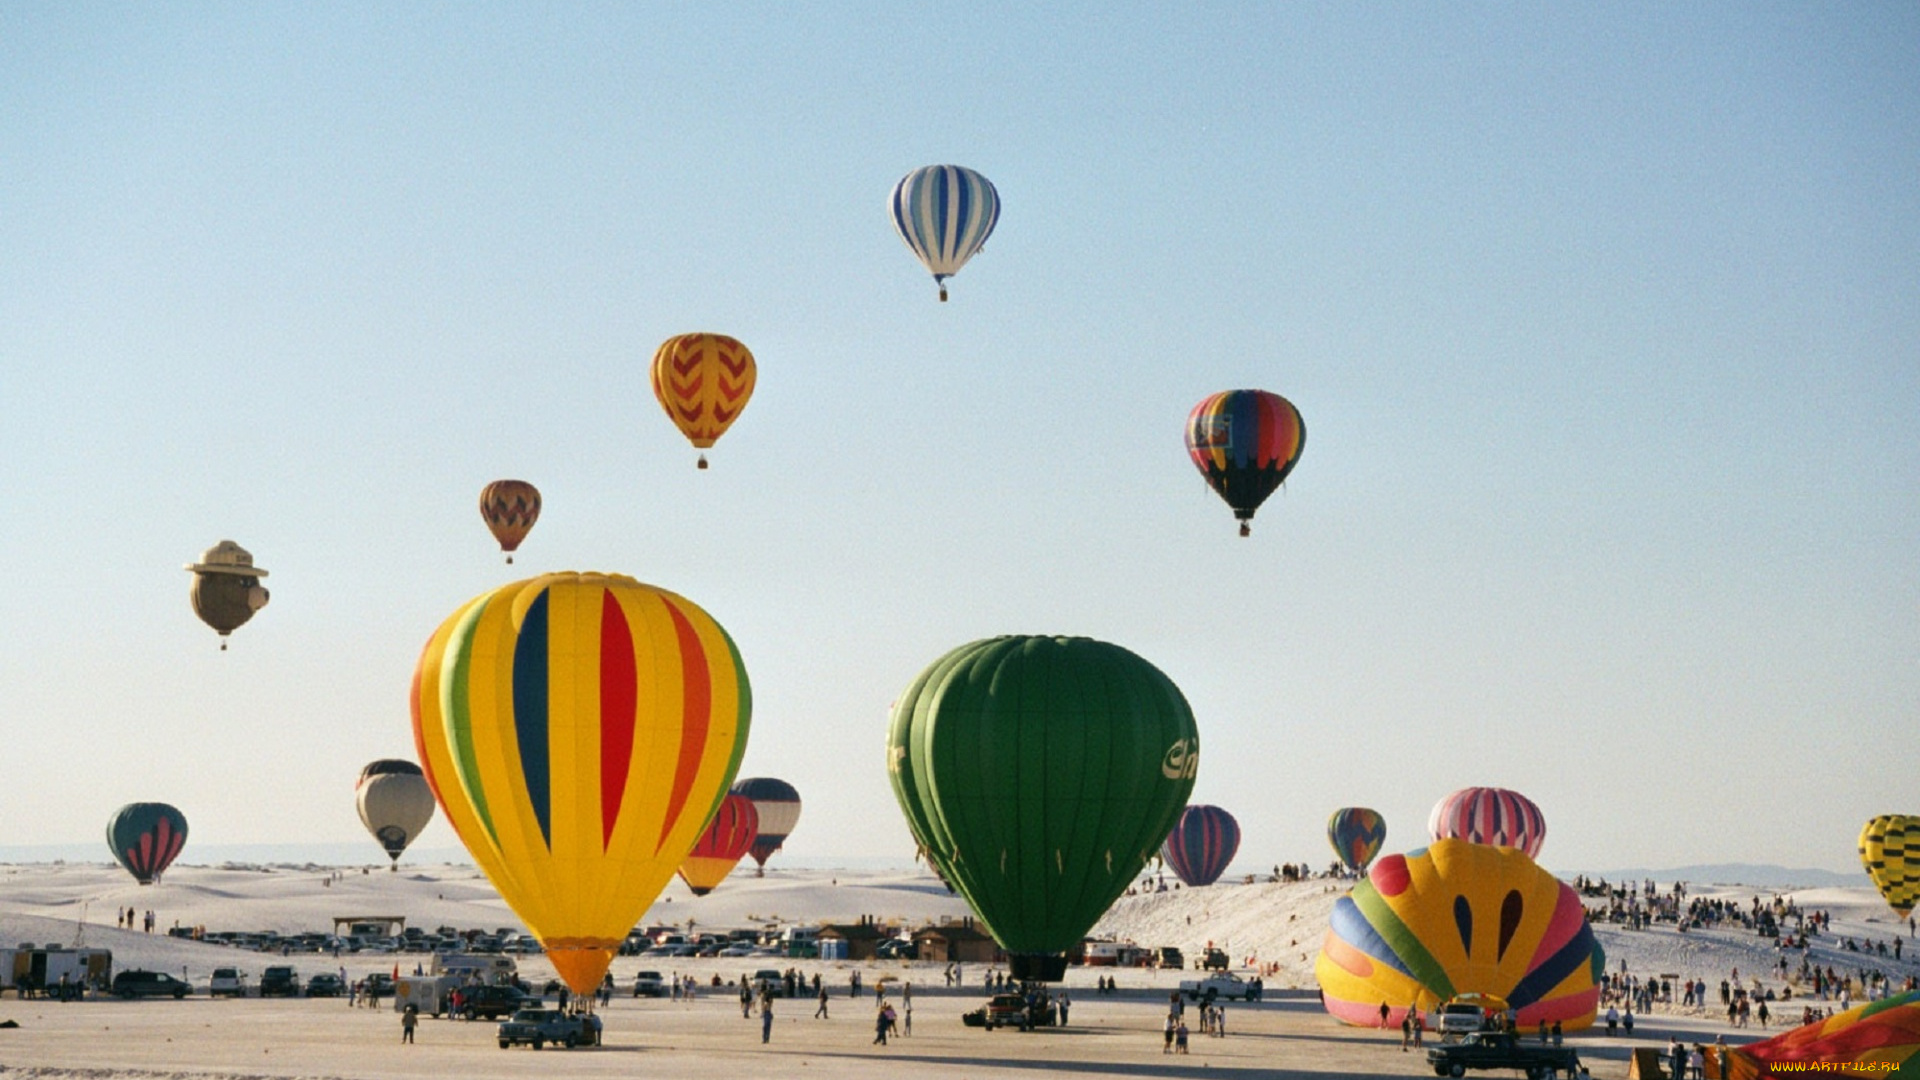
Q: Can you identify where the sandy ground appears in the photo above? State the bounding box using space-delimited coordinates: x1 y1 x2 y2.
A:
0 975 1762 1080
2 861 1913 1078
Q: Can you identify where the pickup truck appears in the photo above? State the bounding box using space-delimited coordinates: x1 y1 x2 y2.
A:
1179 972 1252 1001
632 971 668 997
497 1007 602 1049
1426 1031 1583 1078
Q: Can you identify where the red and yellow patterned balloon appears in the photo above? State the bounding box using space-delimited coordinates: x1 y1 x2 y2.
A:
412 572 750 994
650 333 756 468
478 480 541 563
677 792 758 896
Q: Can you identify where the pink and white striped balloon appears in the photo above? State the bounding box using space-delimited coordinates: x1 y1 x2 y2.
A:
1428 787 1546 858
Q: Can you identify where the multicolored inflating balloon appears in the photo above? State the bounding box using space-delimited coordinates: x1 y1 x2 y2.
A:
1727 990 1919 1079
888 635 1197 981
730 777 802 874
1429 786 1547 859
890 165 1000 301
1184 390 1306 537
1860 815 1919 919
650 333 756 469
1161 804 1240 887
1328 807 1387 873
411 572 751 994
479 480 541 564
107 802 189 885
1315 839 1602 1031
678 792 758 896
356 760 436 869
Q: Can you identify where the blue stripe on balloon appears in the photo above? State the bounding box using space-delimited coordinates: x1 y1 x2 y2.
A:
513 589 553 849
1330 895 1416 978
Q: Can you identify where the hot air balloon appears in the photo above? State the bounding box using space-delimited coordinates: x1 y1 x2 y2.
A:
1328 807 1387 873
1315 839 1603 1031
1429 786 1546 859
356 760 436 870
107 803 189 885
1184 390 1306 537
730 777 801 875
479 480 541 564
678 793 758 896
1161 805 1240 887
650 332 756 469
411 571 751 995
888 635 1198 982
1860 814 1919 919
184 540 269 649
1727 989 1920 1080
890 165 1000 301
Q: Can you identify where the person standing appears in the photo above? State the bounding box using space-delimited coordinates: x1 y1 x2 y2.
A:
760 992 775 1044
815 983 830 1018
1163 1012 1175 1053
1379 1000 1391 1029
740 980 753 1018
1175 1018 1190 1054
873 1001 890 1045
401 1004 418 1045
1058 990 1069 1026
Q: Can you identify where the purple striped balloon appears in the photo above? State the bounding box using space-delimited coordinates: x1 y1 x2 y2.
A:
1428 787 1546 858
1161 804 1241 887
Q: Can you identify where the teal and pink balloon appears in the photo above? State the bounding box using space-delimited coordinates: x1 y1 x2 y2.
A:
1161 805 1240 887
1328 807 1387 873
1315 839 1602 1031
1184 390 1306 537
107 802 189 885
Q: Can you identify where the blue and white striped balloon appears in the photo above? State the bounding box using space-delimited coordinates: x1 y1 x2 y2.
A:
889 165 1000 301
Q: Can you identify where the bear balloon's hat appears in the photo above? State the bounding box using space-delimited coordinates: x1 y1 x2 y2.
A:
184 540 269 577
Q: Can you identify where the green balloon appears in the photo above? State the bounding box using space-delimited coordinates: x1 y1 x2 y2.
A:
887 636 1199 976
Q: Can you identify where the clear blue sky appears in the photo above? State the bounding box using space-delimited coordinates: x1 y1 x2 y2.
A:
3 3 1914 875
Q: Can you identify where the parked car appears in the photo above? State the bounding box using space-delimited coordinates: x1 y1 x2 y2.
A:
632 971 668 998
497 1007 602 1049
963 993 1056 1031
362 972 394 1001
1426 1030 1582 1078
305 973 344 997
459 984 529 1020
111 970 192 999
751 969 789 997
1178 972 1252 1001
259 966 301 997
208 967 248 998
1430 994 1506 1040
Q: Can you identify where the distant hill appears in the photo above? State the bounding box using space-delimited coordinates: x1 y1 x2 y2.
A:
1581 863 1862 888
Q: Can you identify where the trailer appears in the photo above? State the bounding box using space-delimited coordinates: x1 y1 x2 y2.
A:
4 947 112 997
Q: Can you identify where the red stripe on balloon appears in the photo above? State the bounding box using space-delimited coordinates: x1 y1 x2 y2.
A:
654 598 712 854
599 591 638 850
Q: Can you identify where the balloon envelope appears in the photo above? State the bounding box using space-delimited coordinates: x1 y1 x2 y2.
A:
1184 390 1306 536
1859 814 1919 919
1429 787 1546 859
1316 839 1602 1031
678 793 758 896
479 480 541 561
1727 989 1920 1080
411 571 750 995
730 777 801 870
107 802 188 885
1161 805 1240 887
184 540 269 645
888 635 1198 979
356 760 436 866
650 333 755 466
890 165 1000 300
1328 807 1387 873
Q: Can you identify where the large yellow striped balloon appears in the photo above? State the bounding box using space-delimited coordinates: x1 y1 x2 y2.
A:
412 572 750 994
1860 815 1918 919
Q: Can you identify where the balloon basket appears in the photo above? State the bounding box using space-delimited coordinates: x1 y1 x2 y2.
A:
697 455 709 470
938 288 948 302
1239 522 1251 538
505 554 514 564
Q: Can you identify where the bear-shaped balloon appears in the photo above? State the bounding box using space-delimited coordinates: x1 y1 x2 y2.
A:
185 540 269 649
